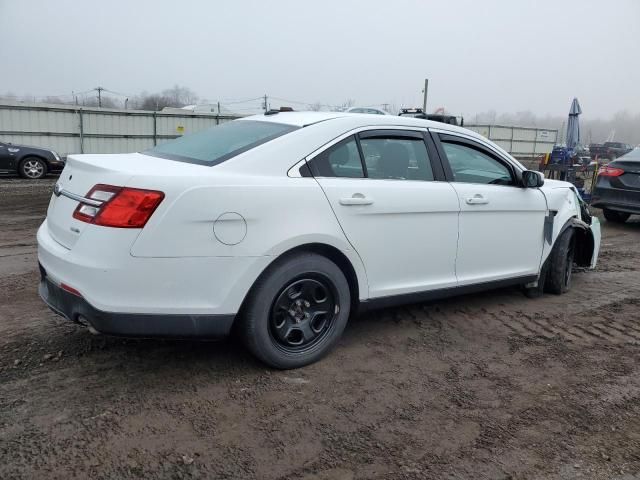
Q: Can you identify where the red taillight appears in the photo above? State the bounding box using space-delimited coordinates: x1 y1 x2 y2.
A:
61 282 82 297
598 165 625 177
72 184 164 228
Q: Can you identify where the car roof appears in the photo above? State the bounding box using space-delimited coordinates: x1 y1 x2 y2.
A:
239 111 349 127
239 111 476 136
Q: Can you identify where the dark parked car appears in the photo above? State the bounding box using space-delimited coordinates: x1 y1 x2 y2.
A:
589 142 633 161
0 141 65 179
398 108 463 126
591 148 640 223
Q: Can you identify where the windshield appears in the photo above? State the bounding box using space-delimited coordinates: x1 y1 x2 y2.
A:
144 120 298 165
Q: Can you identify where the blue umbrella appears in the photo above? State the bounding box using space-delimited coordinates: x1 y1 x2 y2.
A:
566 97 582 150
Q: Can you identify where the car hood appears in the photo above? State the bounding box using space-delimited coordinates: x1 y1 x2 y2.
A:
541 178 574 190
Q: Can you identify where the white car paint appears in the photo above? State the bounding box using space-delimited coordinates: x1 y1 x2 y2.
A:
38 112 600 323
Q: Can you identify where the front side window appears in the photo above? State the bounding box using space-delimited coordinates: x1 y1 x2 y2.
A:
144 120 298 166
441 141 513 185
360 137 434 181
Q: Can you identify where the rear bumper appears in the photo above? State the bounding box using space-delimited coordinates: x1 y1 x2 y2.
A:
37 220 271 316
591 197 640 214
47 162 65 173
39 270 235 338
592 182 640 214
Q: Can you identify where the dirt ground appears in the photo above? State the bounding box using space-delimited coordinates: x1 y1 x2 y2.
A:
1 176 640 480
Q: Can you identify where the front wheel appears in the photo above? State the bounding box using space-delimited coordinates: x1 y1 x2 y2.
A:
19 157 47 179
603 209 630 223
545 228 575 295
240 252 351 369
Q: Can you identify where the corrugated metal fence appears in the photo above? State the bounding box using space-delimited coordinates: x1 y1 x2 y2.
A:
0 102 242 157
464 124 558 158
1 102 560 161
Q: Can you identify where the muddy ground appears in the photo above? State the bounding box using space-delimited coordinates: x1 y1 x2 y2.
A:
1 176 640 480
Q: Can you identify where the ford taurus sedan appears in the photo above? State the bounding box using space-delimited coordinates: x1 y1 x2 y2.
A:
38 112 601 368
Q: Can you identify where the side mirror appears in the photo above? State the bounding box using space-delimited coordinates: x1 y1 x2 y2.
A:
522 170 544 188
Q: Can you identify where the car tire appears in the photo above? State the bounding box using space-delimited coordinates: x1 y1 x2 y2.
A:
603 209 630 223
19 157 47 179
545 228 575 295
240 252 351 369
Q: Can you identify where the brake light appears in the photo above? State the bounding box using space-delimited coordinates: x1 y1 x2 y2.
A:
598 165 624 177
60 282 82 297
72 184 164 228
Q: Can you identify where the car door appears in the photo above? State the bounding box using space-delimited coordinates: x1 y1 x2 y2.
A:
0 142 13 172
433 132 547 286
308 129 460 299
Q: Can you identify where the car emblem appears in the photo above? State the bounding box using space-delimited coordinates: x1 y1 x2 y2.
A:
53 183 62 196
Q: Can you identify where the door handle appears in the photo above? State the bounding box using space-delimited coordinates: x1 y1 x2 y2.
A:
465 194 489 205
339 193 374 206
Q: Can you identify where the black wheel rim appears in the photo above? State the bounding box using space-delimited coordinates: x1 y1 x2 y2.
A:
269 276 338 354
564 241 575 287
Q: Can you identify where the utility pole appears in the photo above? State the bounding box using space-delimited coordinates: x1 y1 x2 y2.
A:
422 79 429 113
95 86 104 107
263 94 268 112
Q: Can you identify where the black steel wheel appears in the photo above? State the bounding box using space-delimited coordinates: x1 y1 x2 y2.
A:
270 276 337 354
240 252 351 369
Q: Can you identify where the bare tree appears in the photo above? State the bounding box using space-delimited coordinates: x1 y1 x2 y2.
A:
340 98 355 110
82 96 117 108
161 85 199 107
43 96 67 105
308 102 322 111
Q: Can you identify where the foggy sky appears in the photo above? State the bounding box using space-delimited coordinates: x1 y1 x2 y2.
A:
1 0 638 118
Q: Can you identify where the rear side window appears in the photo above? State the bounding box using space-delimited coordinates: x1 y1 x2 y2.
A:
360 137 434 181
309 136 364 178
144 120 298 166
308 132 436 181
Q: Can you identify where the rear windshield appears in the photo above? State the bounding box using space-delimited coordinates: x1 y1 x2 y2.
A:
144 120 298 165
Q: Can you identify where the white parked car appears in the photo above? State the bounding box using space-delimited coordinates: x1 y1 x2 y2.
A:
345 107 391 115
38 112 601 368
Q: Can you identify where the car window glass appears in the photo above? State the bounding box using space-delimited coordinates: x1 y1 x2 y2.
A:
144 120 298 166
359 137 434 181
441 141 513 185
309 136 364 178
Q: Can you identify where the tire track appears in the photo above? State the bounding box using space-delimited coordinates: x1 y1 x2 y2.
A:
487 296 640 346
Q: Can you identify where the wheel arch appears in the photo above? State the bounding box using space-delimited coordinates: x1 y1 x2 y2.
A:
548 217 594 268
18 154 50 172
237 242 367 322
564 218 596 267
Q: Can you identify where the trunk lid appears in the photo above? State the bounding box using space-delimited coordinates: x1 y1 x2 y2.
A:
611 159 640 192
47 152 206 250
47 155 135 249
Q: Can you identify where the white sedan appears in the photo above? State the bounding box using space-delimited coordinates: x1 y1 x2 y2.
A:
38 112 600 368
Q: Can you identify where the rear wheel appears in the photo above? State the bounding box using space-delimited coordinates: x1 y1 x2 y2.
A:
19 157 47 179
603 209 630 223
240 252 350 369
545 228 575 295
